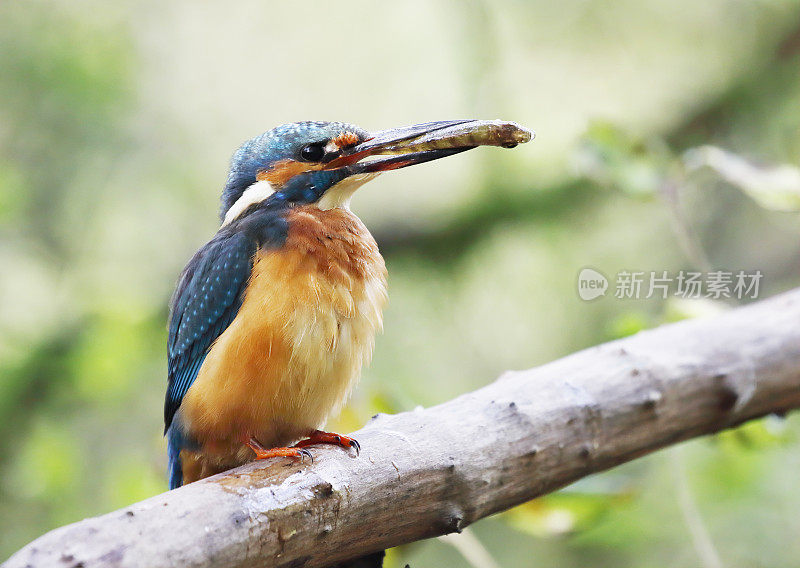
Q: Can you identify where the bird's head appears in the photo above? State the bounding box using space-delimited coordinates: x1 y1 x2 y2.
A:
220 119 533 225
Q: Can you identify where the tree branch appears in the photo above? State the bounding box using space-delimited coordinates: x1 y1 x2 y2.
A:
5 289 800 568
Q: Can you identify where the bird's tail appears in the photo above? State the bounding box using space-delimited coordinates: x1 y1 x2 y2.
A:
166 424 184 490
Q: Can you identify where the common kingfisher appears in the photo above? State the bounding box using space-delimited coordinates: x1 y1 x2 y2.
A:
165 119 532 489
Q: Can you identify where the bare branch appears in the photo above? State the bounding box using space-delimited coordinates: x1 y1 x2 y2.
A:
5 289 800 568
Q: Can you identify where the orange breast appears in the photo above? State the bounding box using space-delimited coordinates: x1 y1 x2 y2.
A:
180 206 387 458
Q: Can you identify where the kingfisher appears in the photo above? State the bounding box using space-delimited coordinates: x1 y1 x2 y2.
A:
165 119 532 489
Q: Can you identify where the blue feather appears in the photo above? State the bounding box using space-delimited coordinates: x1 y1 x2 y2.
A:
165 231 256 432
164 205 291 487
166 424 185 490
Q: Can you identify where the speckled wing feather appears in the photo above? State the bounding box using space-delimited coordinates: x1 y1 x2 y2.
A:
165 231 257 432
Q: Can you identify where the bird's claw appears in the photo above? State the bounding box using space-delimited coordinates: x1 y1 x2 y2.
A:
245 439 314 464
294 430 361 457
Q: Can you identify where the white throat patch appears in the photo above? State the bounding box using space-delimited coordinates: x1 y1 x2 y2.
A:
316 173 379 211
222 180 276 227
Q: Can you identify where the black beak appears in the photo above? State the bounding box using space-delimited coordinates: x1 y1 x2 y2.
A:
326 119 533 174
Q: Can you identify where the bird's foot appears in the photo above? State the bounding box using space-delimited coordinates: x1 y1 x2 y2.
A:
246 437 312 463
294 430 360 456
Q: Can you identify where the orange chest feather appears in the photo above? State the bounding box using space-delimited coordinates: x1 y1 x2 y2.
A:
181 206 388 446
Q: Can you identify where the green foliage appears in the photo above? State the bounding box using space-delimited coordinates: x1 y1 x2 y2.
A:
575 121 673 199
8 420 80 502
604 311 651 339
68 310 155 402
503 491 634 538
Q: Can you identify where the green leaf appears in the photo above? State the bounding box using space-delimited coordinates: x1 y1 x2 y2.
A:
684 145 800 211
573 121 673 198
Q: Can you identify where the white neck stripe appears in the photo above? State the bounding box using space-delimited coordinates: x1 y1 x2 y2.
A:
221 180 276 227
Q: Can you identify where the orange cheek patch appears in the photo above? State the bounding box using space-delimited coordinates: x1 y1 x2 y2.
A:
257 159 323 187
332 131 360 149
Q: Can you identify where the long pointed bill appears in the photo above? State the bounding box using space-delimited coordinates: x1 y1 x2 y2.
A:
326 119 533 174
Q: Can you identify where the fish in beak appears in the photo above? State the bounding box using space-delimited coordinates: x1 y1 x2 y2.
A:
325 119 534 174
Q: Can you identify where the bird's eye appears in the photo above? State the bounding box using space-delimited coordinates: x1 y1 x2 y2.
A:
299 143 326 162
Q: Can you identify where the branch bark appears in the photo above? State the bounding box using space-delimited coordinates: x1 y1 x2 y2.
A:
6 289 800 568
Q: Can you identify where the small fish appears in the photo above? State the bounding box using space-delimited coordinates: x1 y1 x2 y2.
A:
364 120 534 155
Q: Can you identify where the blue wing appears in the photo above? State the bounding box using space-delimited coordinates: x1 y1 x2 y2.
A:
164 231 257 432
165 208 289 488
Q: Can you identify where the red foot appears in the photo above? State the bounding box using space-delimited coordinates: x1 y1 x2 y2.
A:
246 437 312 463
294 430 360 456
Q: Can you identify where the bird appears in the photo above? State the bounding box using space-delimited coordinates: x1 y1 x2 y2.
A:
165 119 532 490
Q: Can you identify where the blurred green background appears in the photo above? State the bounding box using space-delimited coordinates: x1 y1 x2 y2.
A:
2 1 800 566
